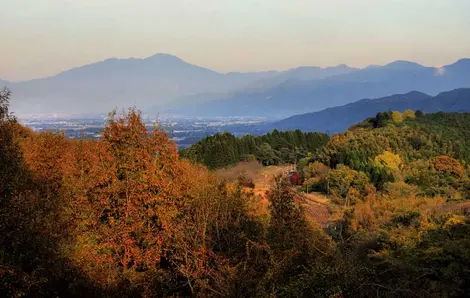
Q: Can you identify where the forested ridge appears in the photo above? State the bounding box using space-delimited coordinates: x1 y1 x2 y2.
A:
180 130 329 169
270 88 470 133
2 88 470 297
295 110 470 297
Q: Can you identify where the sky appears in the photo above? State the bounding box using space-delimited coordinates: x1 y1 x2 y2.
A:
1 0 469 81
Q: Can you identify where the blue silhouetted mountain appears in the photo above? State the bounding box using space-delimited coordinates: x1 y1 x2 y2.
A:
7 55 470 118
10 53 278 115
266 88 470 133
8 53 358 116
174 59 470 118
243 64 358 90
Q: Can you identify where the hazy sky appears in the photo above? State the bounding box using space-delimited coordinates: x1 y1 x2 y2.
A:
1 0 469 81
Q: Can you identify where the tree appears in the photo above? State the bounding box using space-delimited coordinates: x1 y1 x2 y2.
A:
266 176 332 293
304 161 330 179
60 109 190 288
432 155 466 178
391 111 404 123
375 111 391 128
303 161 330 192
256 142 277 166
403 109 416 119
328 164 369 199
0 87 12 121
374 150 402 170
0 88 27 198
415 110 425 118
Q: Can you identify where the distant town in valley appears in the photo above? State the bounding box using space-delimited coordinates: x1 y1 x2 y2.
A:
20 115 268 148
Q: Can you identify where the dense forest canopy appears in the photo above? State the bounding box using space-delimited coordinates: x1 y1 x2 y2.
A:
181 130 329 169
292 110 470 297
2 89 470 297
308 110 470 194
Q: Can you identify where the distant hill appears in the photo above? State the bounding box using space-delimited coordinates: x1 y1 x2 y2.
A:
176 59 470 117
268 88 470 133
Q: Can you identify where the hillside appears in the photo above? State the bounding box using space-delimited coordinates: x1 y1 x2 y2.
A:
293 111 470 296
176 58 470 117
270 88 470 132
315 111 470 172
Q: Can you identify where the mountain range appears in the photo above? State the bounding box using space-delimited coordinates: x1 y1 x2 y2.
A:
3 54 355 116
267 88 470 133
175 59 470 117
6 54 273 115
2 54 470 118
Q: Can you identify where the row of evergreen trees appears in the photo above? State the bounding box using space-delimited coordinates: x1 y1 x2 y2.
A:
181 129 329 169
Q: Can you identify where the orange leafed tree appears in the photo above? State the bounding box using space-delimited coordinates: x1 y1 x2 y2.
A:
59 109 241 295
432 155 466 178
63 109 188 284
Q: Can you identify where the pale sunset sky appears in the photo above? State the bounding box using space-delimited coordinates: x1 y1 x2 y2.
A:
1 0 469 81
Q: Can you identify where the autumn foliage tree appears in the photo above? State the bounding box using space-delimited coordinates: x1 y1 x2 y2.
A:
52 109 265 296
0 87 25 197
1 104 268 296
58 109 208 292
432 155 466 178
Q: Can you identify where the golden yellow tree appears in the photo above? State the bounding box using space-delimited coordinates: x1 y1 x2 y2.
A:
391 111 403 123
374 151 402 170
403 109 416 119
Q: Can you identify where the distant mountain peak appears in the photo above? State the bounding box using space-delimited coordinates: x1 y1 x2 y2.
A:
144 53 184 62
384 60 425 69
403 90 430 97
